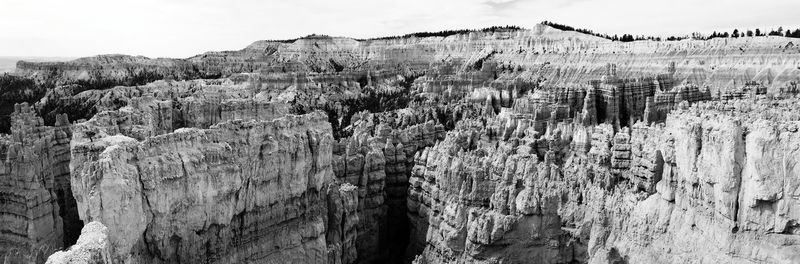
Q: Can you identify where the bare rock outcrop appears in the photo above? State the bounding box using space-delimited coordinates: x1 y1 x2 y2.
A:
331 106 455 263
69 109 337 263
0 23 797 264
17 24 800 97
45 222 112 264
408 119 582 264
408 97 800 264
0 104 80 263
326 182 360 264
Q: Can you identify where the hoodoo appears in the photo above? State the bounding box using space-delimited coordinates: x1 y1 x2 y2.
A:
0 22 799 264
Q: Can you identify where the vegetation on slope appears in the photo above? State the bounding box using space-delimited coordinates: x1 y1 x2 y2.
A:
357 26 523 41
542 21 800 42
0 74 44 133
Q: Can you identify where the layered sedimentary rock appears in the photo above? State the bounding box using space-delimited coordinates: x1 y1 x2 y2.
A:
409 97 800 264
326 182 360 264
70 107 338 263
585 99 800 263
332 105 458 263
45 222 112 264
15 55 208 88
408 117 584 264
0 23 798 264
49 78 355 263
16 25 800 97
4 67 418 263
0 104 81 264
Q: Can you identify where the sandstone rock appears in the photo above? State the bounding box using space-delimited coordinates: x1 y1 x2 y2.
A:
326 181 360 264
0 23 794 264
408 97 800 264
0 103 79 263
45 222 112 264
70 108 336 263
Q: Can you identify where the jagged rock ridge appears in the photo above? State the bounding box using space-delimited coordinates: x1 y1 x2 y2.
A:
0 23 798 264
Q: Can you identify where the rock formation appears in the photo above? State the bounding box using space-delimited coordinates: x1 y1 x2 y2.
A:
0 104 80 264
408 97 800 263
69 101 337 263
45 222 113 264
0 23 799 264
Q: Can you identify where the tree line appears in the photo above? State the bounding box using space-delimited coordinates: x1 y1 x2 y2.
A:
708 27 800 39
0 74 44 133
268 23 800 43
358 26 523 41
541 21 800 42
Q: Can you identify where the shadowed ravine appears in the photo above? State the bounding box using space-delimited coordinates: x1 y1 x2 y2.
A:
0 24 799 264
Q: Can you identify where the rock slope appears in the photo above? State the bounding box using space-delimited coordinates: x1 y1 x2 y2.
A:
0 23 798 264
45 222 113 264
69 98 336 263
0 104 80 264
408 98 800 263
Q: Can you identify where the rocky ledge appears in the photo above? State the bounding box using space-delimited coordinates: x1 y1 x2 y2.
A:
409 97 800 263
0 23 799 264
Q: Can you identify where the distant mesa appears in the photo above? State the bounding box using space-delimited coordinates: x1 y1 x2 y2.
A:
0 21 799 264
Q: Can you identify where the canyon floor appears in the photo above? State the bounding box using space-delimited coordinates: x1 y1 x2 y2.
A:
1 24 800 264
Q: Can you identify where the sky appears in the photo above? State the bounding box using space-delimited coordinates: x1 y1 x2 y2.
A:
1 0 798 58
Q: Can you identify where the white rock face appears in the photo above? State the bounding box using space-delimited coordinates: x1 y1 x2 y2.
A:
0 24 798 264
46 222 112 264
69 107 337 263
409 98 800 264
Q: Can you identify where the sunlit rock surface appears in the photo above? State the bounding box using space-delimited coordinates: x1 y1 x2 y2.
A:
409 98 800 264
45 222 112 264
0 104 80 264
0 23 798 263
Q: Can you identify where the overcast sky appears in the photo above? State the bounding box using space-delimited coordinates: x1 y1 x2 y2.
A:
1 0 798 58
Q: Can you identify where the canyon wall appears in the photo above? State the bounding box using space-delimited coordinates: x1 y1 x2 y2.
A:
69 104 338 263
16 25 800 95
0 24 799 264
46 222 113 264
0 104 80 264
408 98 800 263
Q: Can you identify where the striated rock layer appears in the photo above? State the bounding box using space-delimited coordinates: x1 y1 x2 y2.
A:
332 105 459 263
0 23 799 264
0 104 81 264
16 25 800 96
45 222 113 264
408 97 800 264
69 105 341 263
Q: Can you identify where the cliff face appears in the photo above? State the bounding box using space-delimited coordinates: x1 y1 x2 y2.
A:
0 104 80 264
70 105 337 263
408 98 800 264
46 222 113 264
1 70 419 263
15 55 207 88
17 25 800 94
331 106 459 263
408 117 582 264
2 24 800 264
